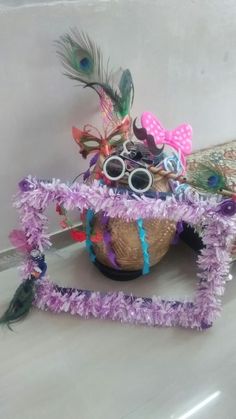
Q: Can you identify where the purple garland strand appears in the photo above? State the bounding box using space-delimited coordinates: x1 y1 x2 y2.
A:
34 281 198 329
14 176 236 330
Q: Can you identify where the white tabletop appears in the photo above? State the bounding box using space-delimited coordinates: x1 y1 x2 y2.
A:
1 242 235 419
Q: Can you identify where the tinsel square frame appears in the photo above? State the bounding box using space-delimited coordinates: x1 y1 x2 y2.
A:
16 177 236 330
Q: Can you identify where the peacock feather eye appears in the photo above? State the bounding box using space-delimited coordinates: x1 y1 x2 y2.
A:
189 162 227 193
207 174 221 188
79 57 92 72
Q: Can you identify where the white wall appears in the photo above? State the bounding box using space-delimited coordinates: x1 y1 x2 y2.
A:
0 0 236 250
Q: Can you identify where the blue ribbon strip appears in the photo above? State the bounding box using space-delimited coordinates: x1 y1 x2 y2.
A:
86 209 96 262
137 218 150 275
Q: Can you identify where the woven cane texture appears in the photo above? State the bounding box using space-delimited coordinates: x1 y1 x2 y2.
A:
85 155 176 271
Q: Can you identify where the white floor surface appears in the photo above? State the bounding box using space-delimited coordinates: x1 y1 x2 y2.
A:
0 242 236 419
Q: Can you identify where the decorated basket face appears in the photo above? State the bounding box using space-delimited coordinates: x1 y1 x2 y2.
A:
75 114 193 277
86 146 177 274
2 29 236 331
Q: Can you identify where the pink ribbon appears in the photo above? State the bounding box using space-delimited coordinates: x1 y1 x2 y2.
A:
141 112 192 169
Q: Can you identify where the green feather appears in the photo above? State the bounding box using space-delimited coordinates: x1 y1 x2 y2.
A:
56 29 134 118
188 163 227 192
118 69 134 117
86 70 134 117
0 278 35 330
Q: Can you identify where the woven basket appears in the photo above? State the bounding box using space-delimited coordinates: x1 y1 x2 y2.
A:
86 155 176 272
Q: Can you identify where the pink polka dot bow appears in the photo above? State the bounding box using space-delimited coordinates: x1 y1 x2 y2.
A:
141 112 193 170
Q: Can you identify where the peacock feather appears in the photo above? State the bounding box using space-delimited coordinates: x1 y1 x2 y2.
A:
188 162 228 193
56 29 105 85
0 278 35 329
56 29 134 118
118 69 134 117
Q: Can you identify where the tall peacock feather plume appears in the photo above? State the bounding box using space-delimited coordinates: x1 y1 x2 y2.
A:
56 29 134 119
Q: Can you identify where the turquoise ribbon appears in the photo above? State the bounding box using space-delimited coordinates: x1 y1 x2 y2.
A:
86 209 96 262
137 218 150 275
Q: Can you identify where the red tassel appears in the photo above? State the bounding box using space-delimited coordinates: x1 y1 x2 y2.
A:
70 230 86 242
95 171 102 180
91 232 103 243
60 219 68 229
56 204 64 216
80 209 86 222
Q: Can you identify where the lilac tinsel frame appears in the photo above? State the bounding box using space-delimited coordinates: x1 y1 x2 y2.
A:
15 176 236 330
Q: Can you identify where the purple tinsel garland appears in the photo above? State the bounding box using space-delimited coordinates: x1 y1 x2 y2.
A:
14 176 236 330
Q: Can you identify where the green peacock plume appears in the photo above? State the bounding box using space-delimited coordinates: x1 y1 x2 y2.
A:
188 163 228 193
55 29 134 118
0 278 35 330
